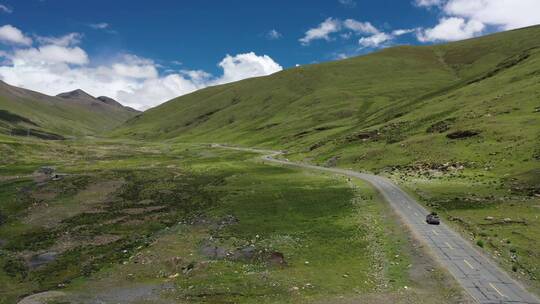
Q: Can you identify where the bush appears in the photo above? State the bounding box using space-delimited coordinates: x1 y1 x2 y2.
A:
476 240 484 248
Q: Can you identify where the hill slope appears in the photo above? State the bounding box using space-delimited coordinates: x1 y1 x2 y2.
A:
113 26 540 290
115 25 539 177
0 83 139 138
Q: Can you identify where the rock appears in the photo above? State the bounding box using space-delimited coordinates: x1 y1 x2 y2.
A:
231 246 256 261
268 251 286 266
28 252 58 269
182 262 195 275
325 156 340 168
38 166 56 175
485 216 494 221
200 240 228 259
446 130 480 139
503 218 512 222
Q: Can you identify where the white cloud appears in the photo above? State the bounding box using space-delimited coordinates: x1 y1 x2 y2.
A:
0 36 282 110
267 29 282 40
414 0 444 7
0 25 32 46
0 4 12 13
300 18 342 45
89 22 109 30
13 45 89 65
417 17 485 42
36 33 82 47
338 0 357 8
444 0 540 30
343 19 379 34
300 18 415 50
416 0 540 43
359 32 393 48
217 52 283 84
392 28 416 36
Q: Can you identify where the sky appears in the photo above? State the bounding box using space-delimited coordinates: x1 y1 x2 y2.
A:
0 0 539 110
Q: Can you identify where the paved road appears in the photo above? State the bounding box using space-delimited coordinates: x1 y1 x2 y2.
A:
213 144 540 304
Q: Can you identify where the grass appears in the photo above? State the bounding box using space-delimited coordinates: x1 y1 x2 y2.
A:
2 25 540 303
0 140 462 303
108 25 540 293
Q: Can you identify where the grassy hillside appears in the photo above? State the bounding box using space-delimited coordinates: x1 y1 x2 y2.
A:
114 25 540 190
114 26 540 289
0 83 138 138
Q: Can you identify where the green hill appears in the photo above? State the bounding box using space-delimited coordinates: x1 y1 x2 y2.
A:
112 26 540 288
115 25 540 183
0 82 139 139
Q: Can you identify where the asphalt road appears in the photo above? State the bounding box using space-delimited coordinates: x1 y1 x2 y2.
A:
214 144 540 304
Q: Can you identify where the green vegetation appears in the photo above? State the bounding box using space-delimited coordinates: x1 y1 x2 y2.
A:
0 140 463 303
113 25 540 292
0 82 138 138
1 25 540 302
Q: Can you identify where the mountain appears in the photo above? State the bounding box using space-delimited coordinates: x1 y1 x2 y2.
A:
97 96 139 113
114 25 540 192
0 83 139 138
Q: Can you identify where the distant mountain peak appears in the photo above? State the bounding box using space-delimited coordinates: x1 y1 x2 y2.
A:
56 89 95 100
97 96 121 106
97 96 140 113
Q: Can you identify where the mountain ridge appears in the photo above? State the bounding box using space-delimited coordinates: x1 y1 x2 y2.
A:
0 81 139 138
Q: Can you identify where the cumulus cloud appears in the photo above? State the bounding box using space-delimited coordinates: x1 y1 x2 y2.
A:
13 45 89 65
0 4 12 13
300 18 416 49
416 0 540 42
217 52 283 83
444 0 540 30
299 18 342 45
417 17 484 42
36 33 82 47
266 29 282 40
359 32 393 48
0 31 282 110
300 18 381 45
343 19 379 34
414 0 444 7
0 25 32 46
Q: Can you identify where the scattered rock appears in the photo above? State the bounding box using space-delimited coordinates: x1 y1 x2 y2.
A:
325 156 340 168
182 262 195 275
267 251 286 267
446 130 480 139
426 118 455 133
28 252 58 269
199 240 228 259
231 246 256 261
38 166 56 175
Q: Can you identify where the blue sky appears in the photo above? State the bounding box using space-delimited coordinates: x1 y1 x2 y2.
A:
1 0 539 109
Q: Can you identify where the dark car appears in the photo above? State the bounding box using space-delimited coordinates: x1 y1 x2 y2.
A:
426 212 440 225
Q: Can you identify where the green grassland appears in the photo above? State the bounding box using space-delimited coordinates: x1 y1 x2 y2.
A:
110 26 540 292
1 25 540 303
0 139 466 303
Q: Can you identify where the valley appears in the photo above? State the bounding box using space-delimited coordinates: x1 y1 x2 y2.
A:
0 24 539 304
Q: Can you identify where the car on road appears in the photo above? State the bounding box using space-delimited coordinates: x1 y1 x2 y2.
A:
426 212 440 225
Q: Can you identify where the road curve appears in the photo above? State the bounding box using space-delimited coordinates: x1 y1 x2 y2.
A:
213 144 540 304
